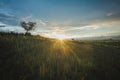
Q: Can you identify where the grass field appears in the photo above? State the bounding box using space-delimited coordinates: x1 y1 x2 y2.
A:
0 32 120 80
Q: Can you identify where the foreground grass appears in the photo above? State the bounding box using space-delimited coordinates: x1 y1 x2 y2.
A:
0 33 120 80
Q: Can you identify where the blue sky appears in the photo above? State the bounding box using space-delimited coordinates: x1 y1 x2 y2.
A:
0 0 120 38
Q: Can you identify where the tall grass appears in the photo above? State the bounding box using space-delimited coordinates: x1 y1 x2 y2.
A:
0 32 120 80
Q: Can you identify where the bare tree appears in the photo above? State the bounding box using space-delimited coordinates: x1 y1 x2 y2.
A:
20 21 36 34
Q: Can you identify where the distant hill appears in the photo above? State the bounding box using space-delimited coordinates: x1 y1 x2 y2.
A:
76 35 120 40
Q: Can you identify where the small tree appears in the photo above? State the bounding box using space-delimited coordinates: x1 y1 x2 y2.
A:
20 21 36 34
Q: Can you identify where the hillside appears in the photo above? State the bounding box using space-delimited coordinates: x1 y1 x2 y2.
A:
0 32 120 80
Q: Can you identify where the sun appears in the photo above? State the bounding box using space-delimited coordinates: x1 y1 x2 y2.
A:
43 32 69 40
54 34 67 40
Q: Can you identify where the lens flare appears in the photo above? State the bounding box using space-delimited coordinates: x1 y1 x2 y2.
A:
54 34 67 40
42 32 70 40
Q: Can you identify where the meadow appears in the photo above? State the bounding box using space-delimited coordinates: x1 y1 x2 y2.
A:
0 32 120 80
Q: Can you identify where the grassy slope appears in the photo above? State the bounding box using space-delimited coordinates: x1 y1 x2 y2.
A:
0 33 120 80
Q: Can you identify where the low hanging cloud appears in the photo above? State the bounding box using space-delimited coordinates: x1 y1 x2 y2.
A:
0 24 25 33
46 19 120 33
42 11 120 34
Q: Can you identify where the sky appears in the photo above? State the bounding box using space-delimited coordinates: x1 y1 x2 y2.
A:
0 0 120 39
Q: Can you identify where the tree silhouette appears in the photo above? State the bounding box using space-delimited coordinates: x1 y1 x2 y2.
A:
20 21 36 34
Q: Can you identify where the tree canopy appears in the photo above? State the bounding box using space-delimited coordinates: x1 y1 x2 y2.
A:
20 21 36 34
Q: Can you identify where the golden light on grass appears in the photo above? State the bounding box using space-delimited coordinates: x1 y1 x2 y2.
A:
51 39 67 55
43 32 81 63
47 39 82 70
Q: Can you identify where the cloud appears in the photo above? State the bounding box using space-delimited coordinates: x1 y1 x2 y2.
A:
107 13 114 17
0 8 19 25
46 19 120 32
35 19 47 26
43 11 120 33
20 15 32 21
0 22 6 27
105 12 120 20
0 24 25 33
